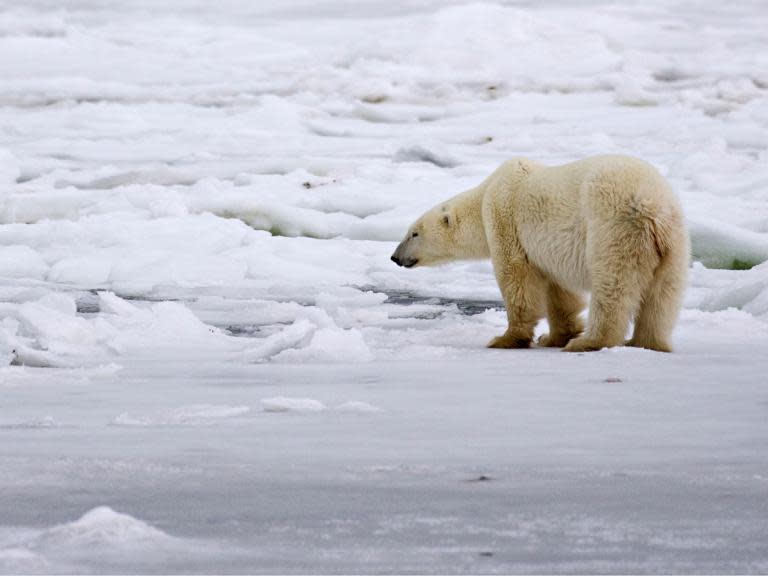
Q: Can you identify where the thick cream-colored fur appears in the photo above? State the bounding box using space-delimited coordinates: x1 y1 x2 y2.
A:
391 155 690 352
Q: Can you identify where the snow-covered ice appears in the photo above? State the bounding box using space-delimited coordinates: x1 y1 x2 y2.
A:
0 506 232 573
1 0 768 573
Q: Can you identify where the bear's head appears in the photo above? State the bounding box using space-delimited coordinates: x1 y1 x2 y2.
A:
391 193 487 268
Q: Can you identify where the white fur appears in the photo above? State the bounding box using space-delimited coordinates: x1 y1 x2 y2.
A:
392 155 690 352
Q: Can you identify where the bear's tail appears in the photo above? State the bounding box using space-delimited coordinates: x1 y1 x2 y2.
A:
631 206 690 351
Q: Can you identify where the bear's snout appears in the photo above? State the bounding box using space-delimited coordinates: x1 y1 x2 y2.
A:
391 237 419 268
390 249 418 268
390 253 418 268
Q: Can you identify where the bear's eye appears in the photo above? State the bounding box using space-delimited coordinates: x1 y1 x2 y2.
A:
411 232 419 238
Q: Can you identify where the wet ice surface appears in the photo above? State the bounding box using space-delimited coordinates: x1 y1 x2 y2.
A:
4 352 768 573
2 0 768 573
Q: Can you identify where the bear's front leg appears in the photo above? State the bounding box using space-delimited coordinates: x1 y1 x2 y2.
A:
487 260 545 349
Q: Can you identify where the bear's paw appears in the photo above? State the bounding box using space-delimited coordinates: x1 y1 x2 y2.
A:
537 332 576 348
487 333 531 349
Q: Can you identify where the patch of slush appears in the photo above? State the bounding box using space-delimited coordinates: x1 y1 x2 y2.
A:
335 401 382 413
113 405 250 427
261 397 327 413
0 416 57 430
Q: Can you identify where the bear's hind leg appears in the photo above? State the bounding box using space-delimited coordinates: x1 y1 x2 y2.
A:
564 234 654 352
564 272 643 352
538 282 586 347
628 235 689 352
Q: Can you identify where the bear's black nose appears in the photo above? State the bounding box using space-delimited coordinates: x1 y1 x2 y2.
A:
391 255 402 266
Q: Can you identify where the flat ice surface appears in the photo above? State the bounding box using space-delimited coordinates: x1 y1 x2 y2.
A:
1 0 768 573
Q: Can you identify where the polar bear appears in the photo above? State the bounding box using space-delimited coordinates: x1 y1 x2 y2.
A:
391 155 689 352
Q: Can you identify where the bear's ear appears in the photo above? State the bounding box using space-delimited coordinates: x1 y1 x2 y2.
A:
441 214 450 227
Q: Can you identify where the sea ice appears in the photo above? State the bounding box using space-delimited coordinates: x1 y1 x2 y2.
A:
1 0 767 572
